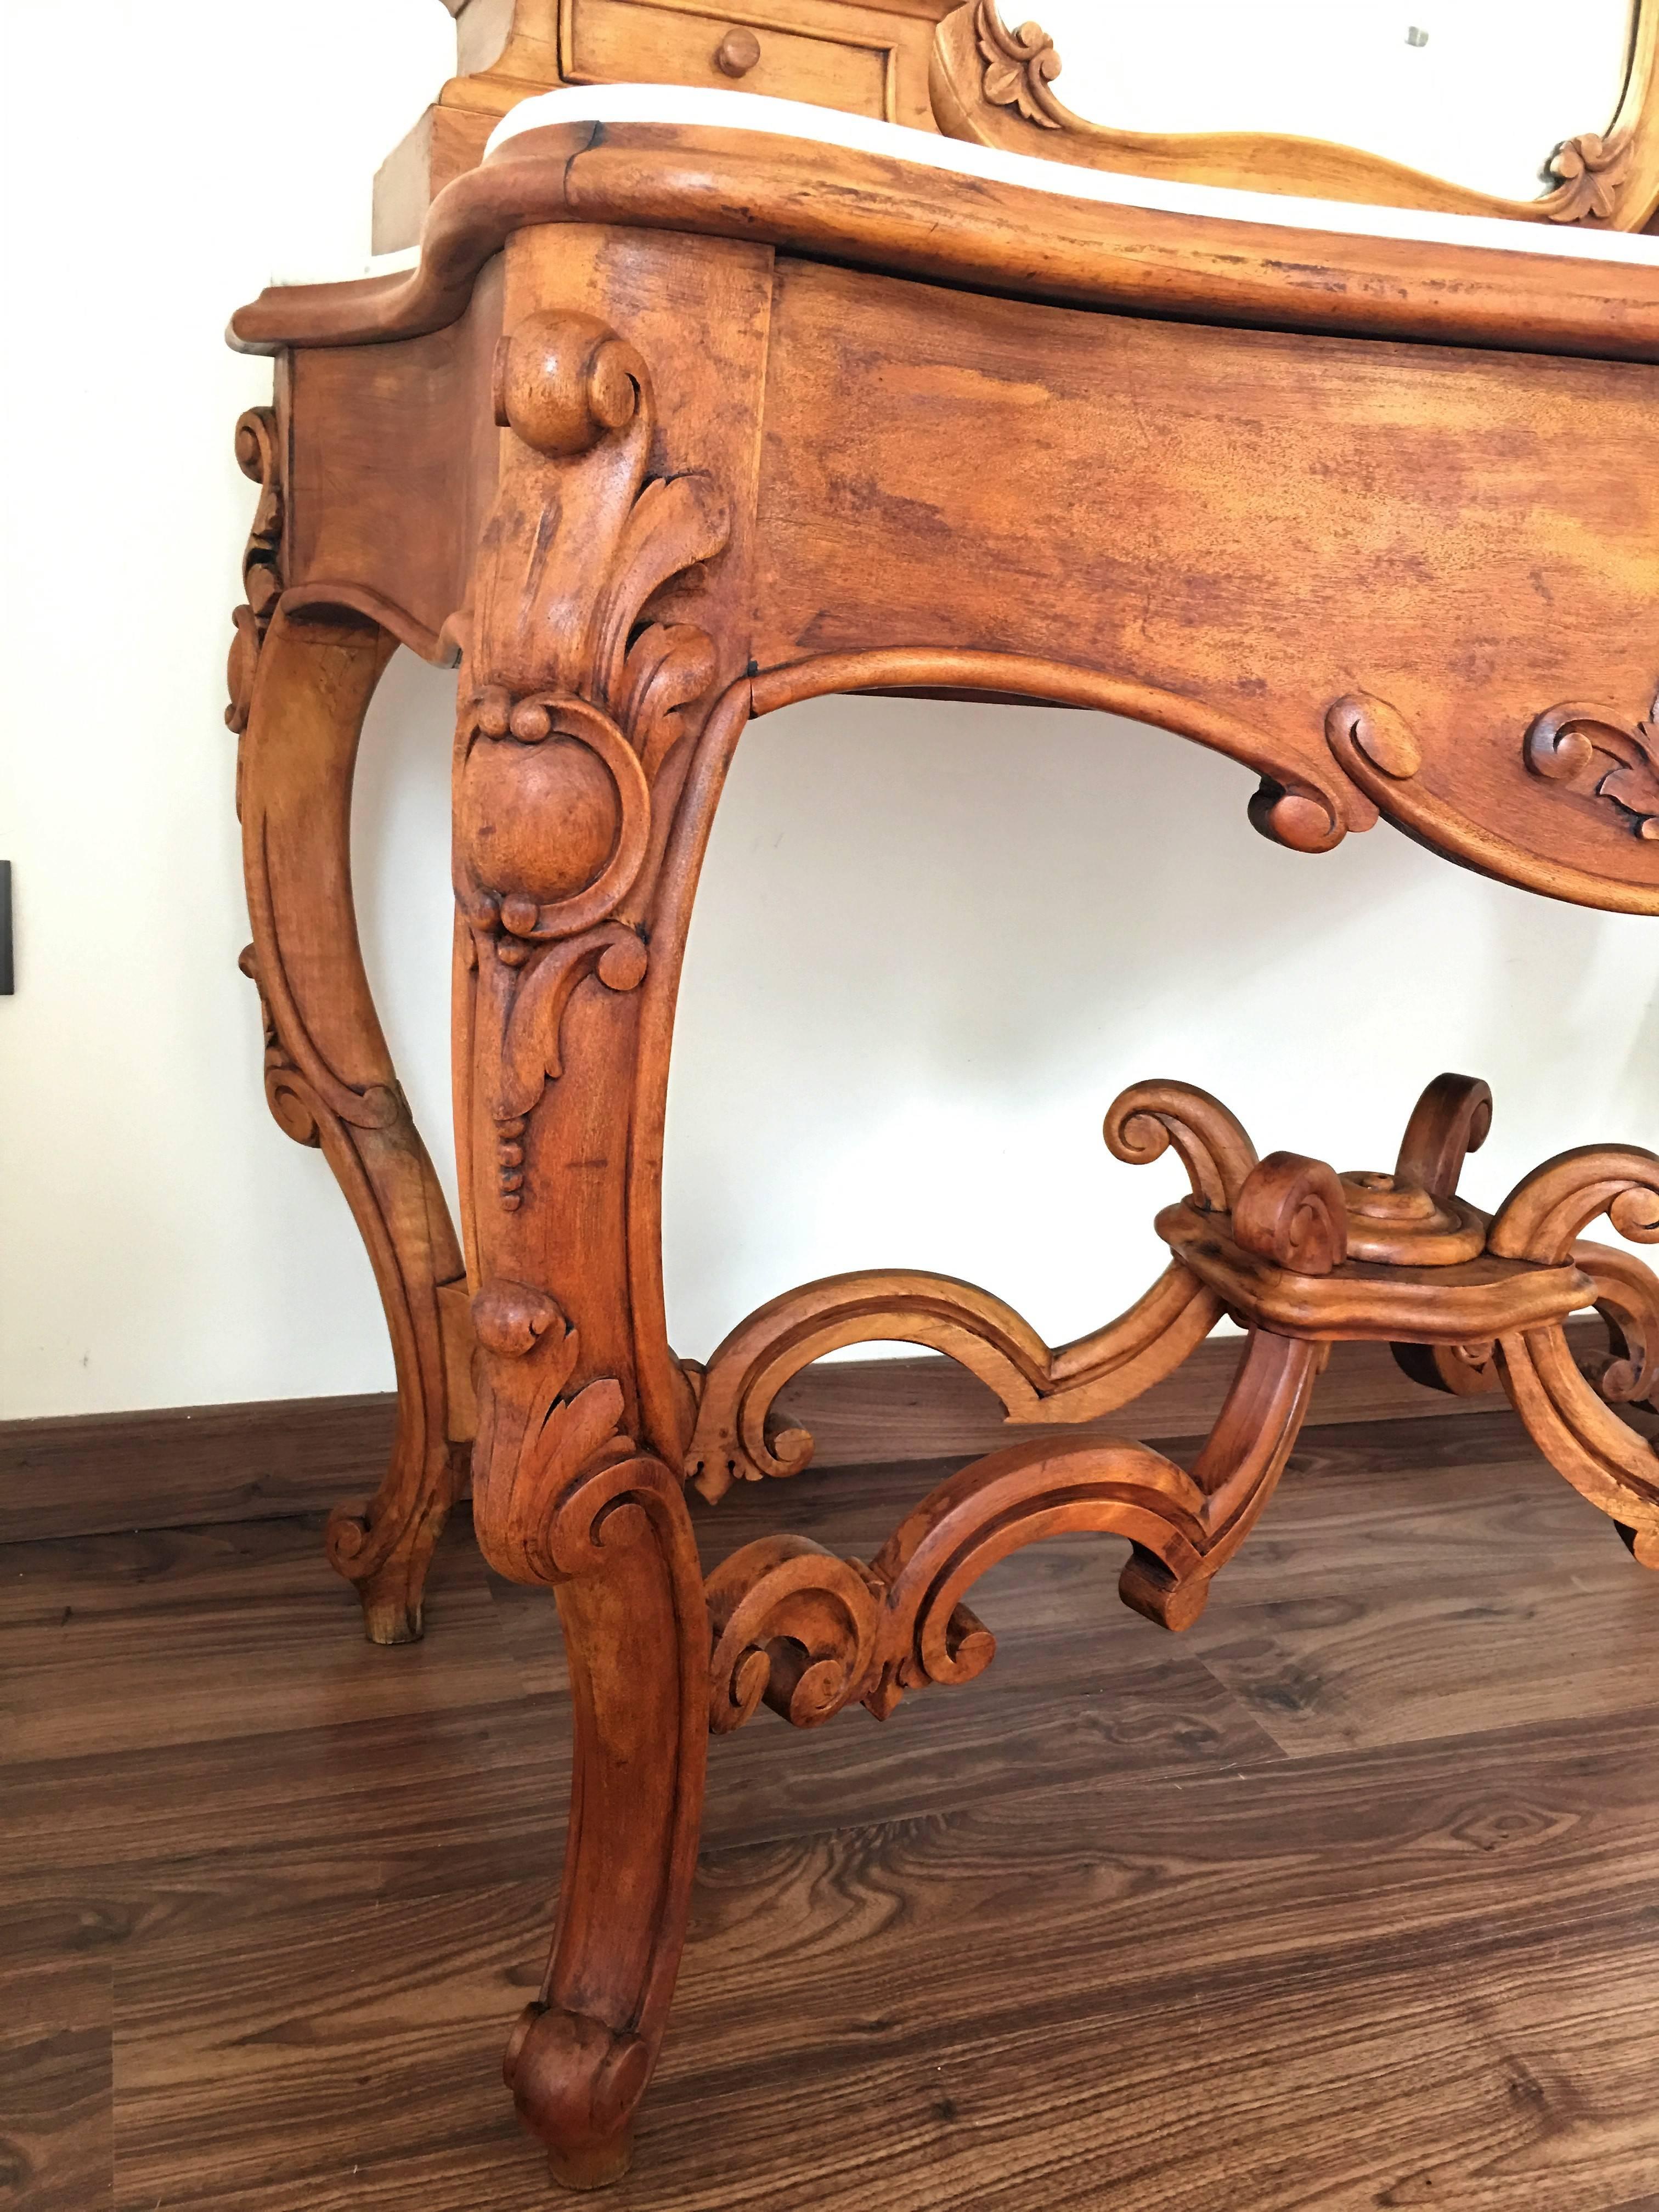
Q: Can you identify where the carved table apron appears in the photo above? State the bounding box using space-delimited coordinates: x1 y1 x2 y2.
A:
230 102 1659 2190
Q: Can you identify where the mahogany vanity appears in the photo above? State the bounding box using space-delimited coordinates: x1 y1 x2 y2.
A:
227 3 1659 2190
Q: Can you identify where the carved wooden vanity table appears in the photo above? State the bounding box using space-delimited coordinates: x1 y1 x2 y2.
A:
228 3 1659 2191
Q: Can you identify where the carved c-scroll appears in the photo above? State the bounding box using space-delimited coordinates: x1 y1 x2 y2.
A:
1103 1079 1259 1212
1488 1148 1659 1563
707 1330 1322 1730
1490 1144 1659 1266
706 1437 1209 1731
684 1076 1260 1502
683 1262 1226 1501
1575 1237 1659 1410
1232 1153 1349 1277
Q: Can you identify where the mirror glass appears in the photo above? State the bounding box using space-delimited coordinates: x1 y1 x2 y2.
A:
1035 0 1636 202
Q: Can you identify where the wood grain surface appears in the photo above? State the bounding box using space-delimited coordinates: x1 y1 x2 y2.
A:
4 1402 1656 2208
229 122 1659 362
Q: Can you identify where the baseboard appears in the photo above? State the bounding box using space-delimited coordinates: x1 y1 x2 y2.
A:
0 1322 1604 1547
0 1392 398 1547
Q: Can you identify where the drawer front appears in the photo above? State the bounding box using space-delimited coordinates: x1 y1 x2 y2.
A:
567 0 894 121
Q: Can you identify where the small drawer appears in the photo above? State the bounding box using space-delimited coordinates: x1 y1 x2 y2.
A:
566 0 893 122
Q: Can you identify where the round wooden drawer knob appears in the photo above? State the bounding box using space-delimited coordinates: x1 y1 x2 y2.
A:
715 27 762 77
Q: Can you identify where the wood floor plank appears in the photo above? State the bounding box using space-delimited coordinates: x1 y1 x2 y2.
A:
0 1517 521 1763
0 1701 570 1971
0 1959 113 2211
3 1403 1654 2209
107 1716 1659 2211
1175 1429 1659 1757
113 1880 550 2209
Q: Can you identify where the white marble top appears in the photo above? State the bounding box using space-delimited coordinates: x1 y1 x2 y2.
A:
489 82 1659 269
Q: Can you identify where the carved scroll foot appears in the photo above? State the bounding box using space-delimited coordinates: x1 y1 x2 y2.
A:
504 2004 648 2190
328 1459 464 1644
468 1297 709 2187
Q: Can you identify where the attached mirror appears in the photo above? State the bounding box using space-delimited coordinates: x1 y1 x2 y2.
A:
934 0 1658 230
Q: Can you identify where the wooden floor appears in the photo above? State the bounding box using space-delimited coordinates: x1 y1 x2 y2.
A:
4 1403 1658 2211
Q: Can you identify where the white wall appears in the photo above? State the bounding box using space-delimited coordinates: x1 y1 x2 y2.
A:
2 2 1655 1421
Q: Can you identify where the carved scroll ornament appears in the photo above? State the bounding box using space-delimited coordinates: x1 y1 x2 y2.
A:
455 312 734 1593
453 313 730 1213
976 2 1064 129
683 1080 1260 1499
1324 690 1659 916
707 1329 1319 1731
1525 697 1659 840
1489 1145 1659 1567
705 1079 1659 1735
225 407 283 737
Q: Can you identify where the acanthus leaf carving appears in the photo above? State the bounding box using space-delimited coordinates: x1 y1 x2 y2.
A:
1525 696 1659 840
227 407 283 738
1540 128 1634 224
470 1280 635 1583
455 312 732 1213
1324 687 1659 911
975 2 1065 128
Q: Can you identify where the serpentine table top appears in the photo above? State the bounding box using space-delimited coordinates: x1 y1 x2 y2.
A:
234 84 1659 916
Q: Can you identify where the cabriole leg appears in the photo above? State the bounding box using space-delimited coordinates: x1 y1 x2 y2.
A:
454 300 746 2183
233 560 467 1644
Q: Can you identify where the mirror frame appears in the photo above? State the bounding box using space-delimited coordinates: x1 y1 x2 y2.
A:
931 0 1659 232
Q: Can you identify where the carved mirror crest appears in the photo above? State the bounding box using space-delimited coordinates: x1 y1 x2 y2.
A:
933 0 1659 230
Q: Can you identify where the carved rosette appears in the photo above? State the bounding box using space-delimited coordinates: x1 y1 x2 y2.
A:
976 2 1065 127
226 407 283 737
1540 129 1634 224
